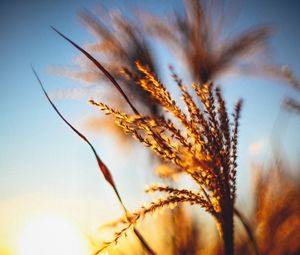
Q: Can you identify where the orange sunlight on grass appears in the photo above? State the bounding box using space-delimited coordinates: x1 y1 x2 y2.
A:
16 214 91 255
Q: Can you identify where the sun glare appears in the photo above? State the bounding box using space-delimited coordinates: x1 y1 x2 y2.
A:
17 214 91 255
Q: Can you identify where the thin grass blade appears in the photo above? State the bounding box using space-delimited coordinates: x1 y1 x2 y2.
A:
234 208 260 255
31 66 124 203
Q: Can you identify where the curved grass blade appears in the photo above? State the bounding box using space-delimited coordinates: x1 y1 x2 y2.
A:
32 66 123 206
51 26 139 116
32 66 156 255
234 208 260 255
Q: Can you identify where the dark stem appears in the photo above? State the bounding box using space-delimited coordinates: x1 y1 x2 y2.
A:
221 205 234 255
218 183 234 255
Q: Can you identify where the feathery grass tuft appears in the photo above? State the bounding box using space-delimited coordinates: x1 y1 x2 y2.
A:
90 63 243 254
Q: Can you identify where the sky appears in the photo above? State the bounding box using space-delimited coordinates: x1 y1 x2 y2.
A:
1 0 300 254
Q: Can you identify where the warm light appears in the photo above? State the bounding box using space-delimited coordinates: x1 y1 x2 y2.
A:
17 214 91 255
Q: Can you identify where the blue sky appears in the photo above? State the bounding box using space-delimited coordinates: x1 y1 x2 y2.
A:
1 0 300 253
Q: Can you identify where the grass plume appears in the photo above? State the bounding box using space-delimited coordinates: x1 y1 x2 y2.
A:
90 64 243 254
141 0 271 84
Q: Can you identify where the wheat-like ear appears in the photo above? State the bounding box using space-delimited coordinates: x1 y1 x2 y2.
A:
145 184 215 216
136 62 188 122
230 99 243 203
97 194 208 253
169 67 207 145
215 87 231 151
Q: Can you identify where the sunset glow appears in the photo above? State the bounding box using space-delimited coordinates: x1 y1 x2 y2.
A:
17 214 91 255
